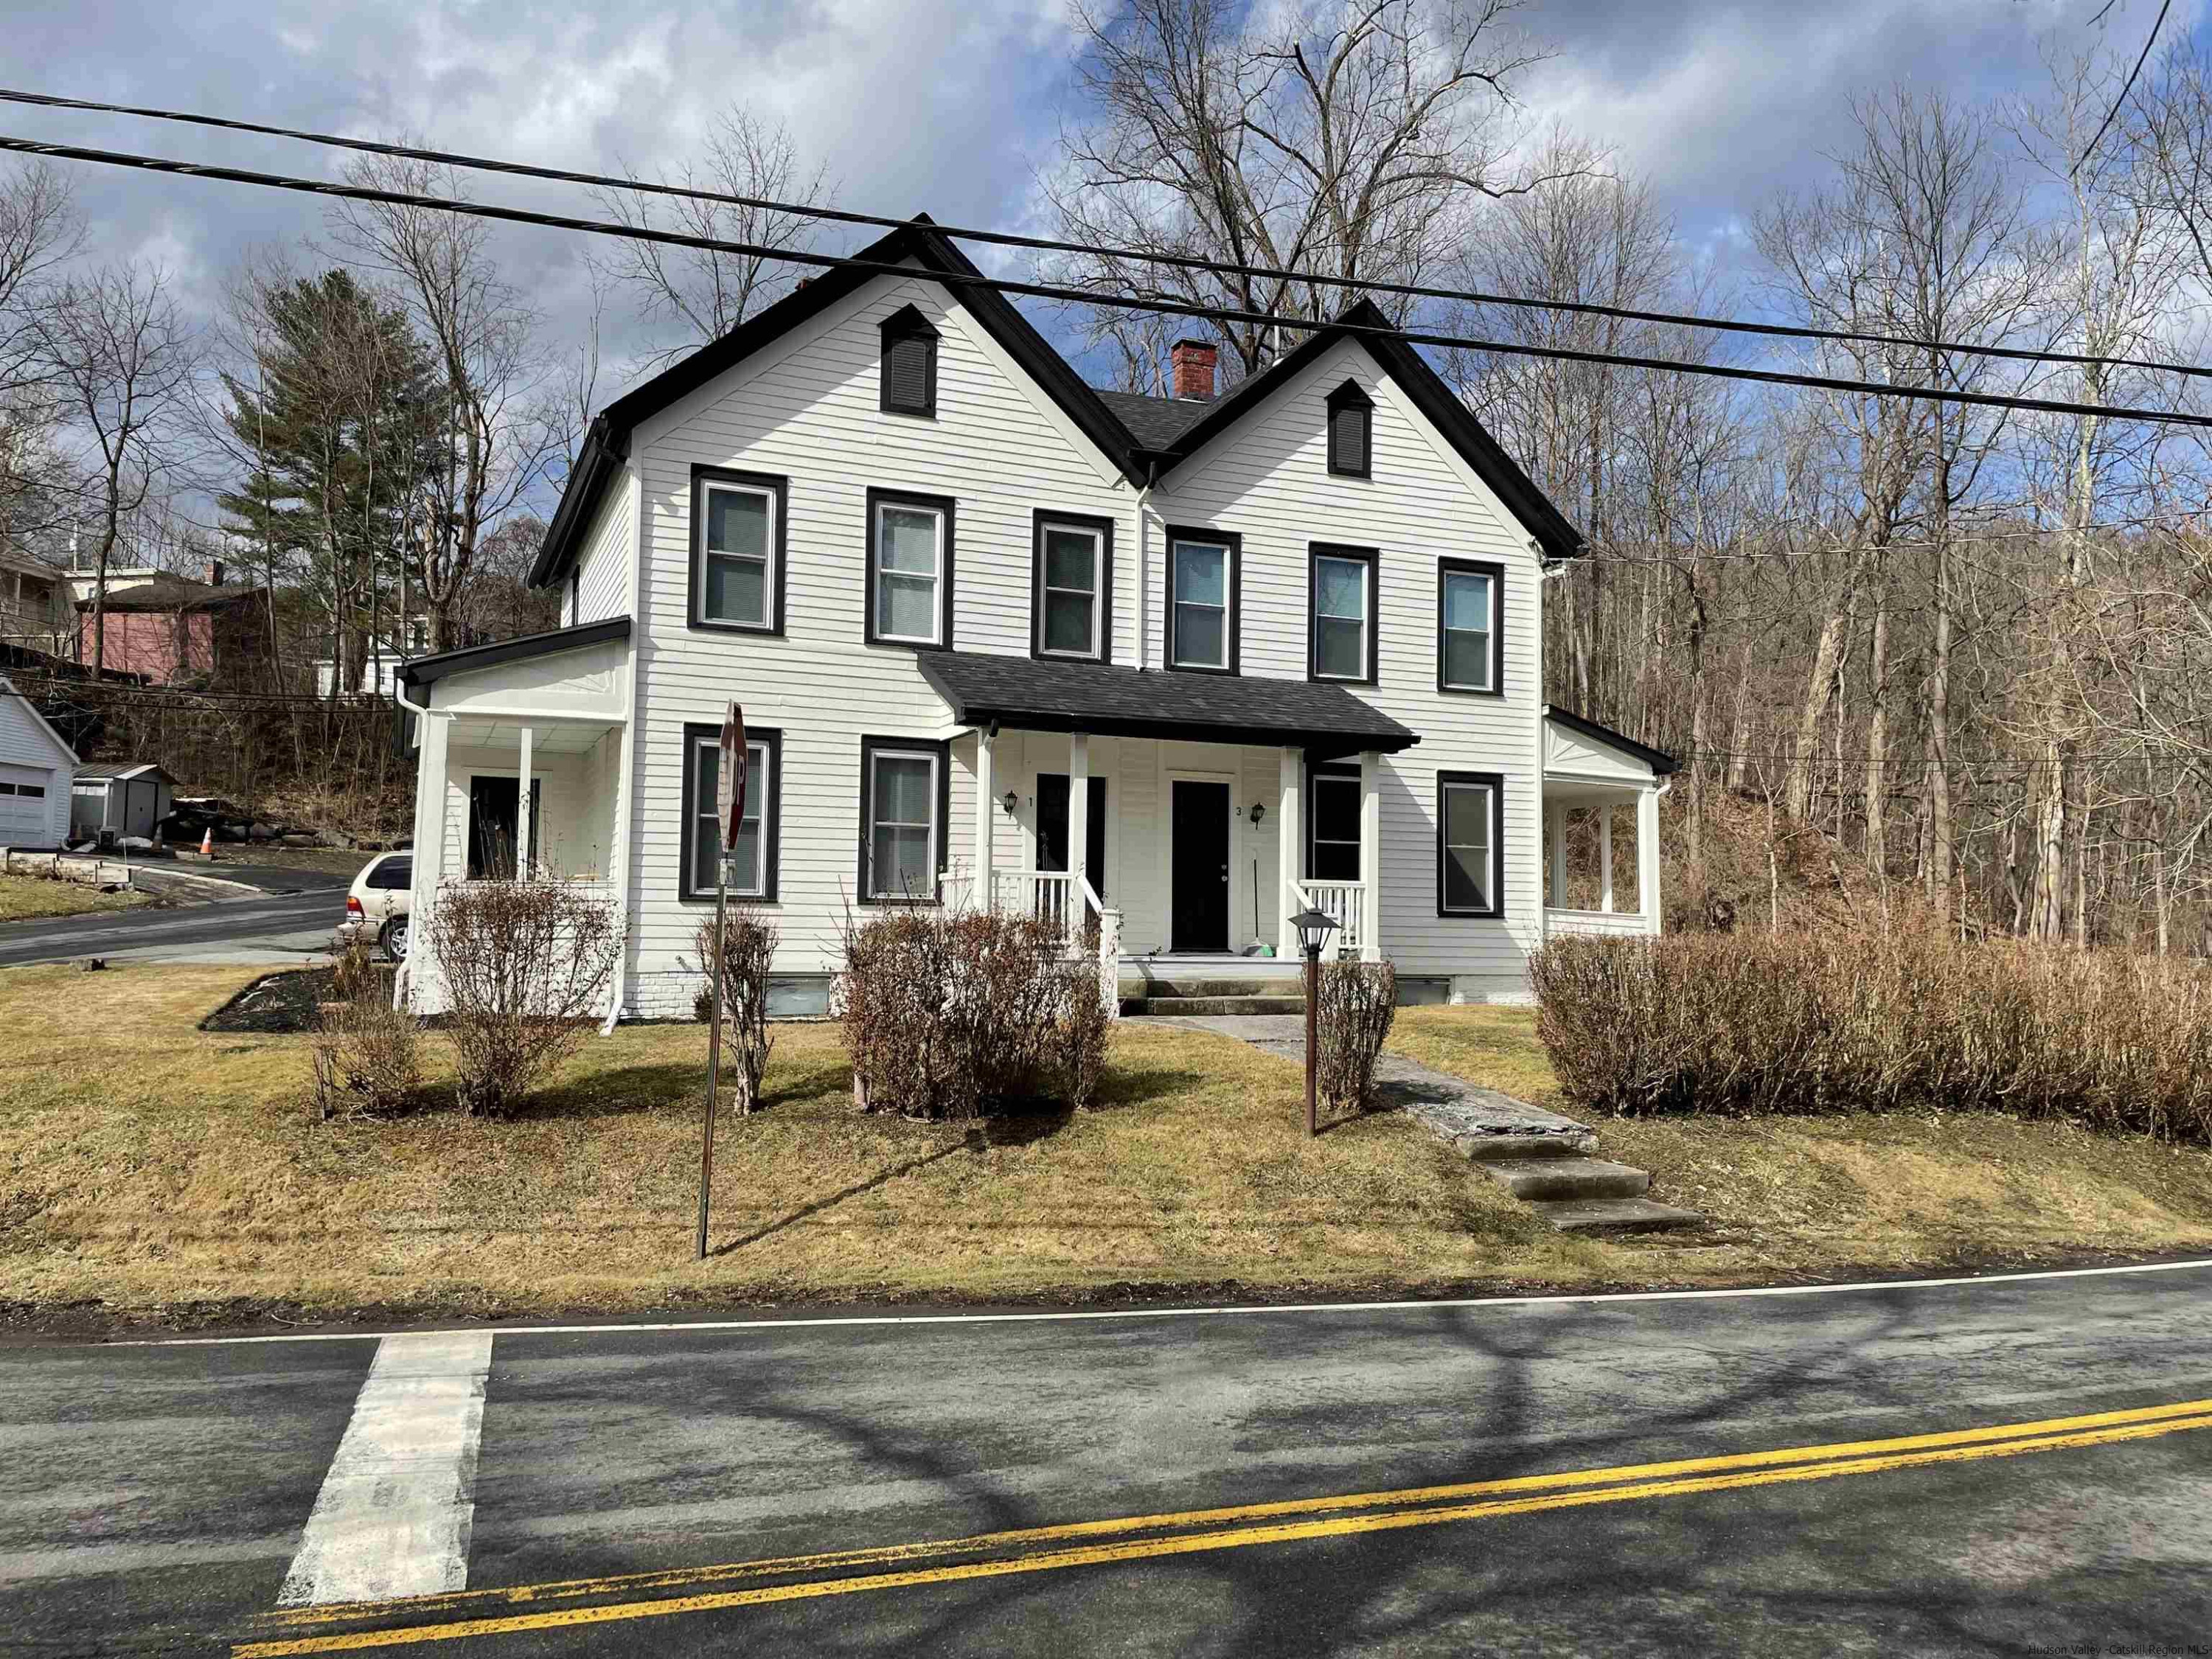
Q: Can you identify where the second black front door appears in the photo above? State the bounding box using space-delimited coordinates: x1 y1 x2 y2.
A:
1036 773 1107 897
1170 779 1231 952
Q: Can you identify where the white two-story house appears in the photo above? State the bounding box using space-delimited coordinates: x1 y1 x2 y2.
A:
393 217 1673 1021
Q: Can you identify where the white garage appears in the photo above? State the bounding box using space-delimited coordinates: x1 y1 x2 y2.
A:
0 673 77 847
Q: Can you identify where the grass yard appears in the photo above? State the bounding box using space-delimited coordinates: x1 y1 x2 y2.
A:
0 870 150 922
4 964 2211 1329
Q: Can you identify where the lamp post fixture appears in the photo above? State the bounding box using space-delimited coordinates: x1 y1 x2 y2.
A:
1290 905 1340 1137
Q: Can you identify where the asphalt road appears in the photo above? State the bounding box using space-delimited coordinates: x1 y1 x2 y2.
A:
5 1262 2211 1657
0 867 347 967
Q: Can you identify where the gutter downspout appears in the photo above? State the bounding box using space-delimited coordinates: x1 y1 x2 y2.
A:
391 672 431 1013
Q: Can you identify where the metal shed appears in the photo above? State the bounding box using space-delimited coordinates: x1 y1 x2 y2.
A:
70 762 177 843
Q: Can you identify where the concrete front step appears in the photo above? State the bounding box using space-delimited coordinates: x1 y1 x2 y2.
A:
1136 994 1307 1016
1454 1131 1596 1163
1529 1197 1706 1234
1132 978 1295 1000
1479 1156 1651 1203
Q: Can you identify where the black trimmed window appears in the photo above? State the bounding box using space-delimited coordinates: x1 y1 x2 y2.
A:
1307 762 1361 883
1166 528 1239 674
1327 379 1373 477
1437 557 1503 695
880 305 939 416
1309 543 1378 684
1032 512 1113 661
680 723 782 902
858 735 950 903
1437 771 1504 918
865 488 955 648
689 467 787 634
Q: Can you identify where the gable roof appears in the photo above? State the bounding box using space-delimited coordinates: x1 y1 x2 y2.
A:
529 228 1583 588
394 616 631 690
1544 706 1678 776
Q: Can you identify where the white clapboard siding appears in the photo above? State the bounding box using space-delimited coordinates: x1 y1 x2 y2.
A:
592 276 1556 1008
1148 338 1545 987
571 471 638 627
619 274 1138 1005
0 676 74 844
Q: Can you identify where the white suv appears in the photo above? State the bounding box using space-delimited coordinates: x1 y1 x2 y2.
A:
336 851 413 961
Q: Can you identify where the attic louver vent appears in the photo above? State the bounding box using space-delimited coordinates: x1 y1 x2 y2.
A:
1327 379 1373 478
880 305 939 417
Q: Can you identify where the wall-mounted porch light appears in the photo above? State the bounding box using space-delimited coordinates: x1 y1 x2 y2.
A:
1248 801 1267 827
1001 790 1019 817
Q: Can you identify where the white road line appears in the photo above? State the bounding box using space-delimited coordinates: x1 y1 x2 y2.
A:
276 1331 491 1607
96 1255 2212 1349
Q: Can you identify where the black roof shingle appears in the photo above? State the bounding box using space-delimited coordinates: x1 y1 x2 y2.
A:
917 651 1417 760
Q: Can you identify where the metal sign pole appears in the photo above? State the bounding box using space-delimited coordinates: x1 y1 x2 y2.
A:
697 703 746 1262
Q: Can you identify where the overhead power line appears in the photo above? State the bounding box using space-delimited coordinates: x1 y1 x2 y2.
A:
3 84 2210 385
7 130 2212 437
2073 0 2173 178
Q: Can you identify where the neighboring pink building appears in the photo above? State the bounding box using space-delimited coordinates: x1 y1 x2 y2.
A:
72 562 270 685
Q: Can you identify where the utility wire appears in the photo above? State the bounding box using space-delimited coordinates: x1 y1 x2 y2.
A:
2073 0 2173 178
2 85 2209 385
7 130 2212 436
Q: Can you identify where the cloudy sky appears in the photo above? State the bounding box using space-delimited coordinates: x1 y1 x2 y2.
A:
1 0 2202 425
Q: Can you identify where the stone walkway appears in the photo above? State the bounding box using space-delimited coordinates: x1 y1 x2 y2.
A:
1129 1013 1596 1147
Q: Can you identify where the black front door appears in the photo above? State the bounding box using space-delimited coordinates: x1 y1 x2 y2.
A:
467 775 540 880
1170 779 1231 952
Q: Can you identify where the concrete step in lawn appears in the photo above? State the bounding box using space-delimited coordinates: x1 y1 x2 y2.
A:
1467 1135 1703 1235
1530 1197 1710 1234
1479 1155 1652 1203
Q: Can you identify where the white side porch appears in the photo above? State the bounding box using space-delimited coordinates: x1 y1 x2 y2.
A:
395 621 633 1016
1540 706 1673 939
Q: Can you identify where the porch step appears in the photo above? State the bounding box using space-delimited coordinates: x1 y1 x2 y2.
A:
1528 1197 1707 1234
1137 993 1306 1017
1135 978 1293 1000
1478 1156 1651 1203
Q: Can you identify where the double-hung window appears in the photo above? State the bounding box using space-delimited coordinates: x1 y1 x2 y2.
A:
681 724 781 901
1034 513 1110 660
859 738 946 902
1167 531 1237 672
1437 558 1502 693
1309 543 1377 684
866 489 954 648
690 468 786 633
1437 771 1503 917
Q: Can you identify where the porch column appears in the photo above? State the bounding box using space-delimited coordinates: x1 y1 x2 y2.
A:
1637 785 1663 933
1599 805 1614 913
1068 731 1089 910
1357 751 1381 961
517 723 536 880
1277 747 1301 959
1547 799 1567 908
973 728 996 912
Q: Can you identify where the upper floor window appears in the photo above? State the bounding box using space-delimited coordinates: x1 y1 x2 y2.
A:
866 488 955 648
689 467 787 635
681 723 782 902
1033 512 1112 661
880 305 939 417
1309 543 1377 684
1327 380 1373 478
1437 557 1502 694
1167 529 1239 674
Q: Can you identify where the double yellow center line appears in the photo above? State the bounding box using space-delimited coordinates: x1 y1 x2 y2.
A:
237 1395 2212 1655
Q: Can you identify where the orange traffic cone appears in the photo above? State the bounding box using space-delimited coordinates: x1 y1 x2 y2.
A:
198 827 213 859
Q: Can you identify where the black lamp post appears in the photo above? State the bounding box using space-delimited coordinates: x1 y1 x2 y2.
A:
1290 905 1340 1136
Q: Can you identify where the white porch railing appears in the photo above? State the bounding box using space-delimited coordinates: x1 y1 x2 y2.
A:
1544 906 1652 939
1290 880 1371 960
986 867 1121 1019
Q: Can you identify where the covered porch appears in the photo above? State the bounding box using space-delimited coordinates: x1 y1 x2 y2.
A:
395 620 632 1016
921 652 1419 992
1540 706 1674 939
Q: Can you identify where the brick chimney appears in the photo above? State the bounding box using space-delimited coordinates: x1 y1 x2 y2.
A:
204 557 225 588
1170 338 1217 401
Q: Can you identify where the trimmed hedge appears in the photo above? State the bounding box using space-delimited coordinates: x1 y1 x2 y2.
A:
1530 927 2212 1144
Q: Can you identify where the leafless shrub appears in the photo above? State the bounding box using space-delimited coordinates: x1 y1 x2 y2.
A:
1316 959 1398 1116
310 940 420 1119
838 906 1109 1119
689 909 779 1116
1530 926 2212 1143
428 878 622 1116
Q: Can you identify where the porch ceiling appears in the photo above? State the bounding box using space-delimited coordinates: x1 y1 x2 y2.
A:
919 650 1419 759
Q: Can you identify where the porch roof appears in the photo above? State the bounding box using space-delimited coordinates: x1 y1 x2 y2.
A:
918 650 1419 759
